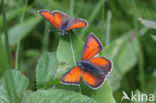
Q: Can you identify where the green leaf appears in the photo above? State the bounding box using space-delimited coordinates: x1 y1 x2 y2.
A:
22 90 33 103
102 33 138 91
0 70 29 103
57 35 74 66
36 52 58 89
93 81 116 103
1 15 41 46
25 89 97 103
57 33 84 66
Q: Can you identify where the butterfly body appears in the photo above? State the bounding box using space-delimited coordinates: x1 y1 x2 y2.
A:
77 60 104 75
38 10 88 36
61 33 112 89
57 18 69 35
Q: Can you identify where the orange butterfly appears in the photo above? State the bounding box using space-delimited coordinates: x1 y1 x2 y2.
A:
38 10 88 36
60 33 112 89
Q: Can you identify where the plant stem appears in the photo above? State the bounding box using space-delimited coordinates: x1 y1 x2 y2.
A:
42 22 49 52
80 0 106 39
106 10 112 45
70 0 74 18
69 34 76 66
70 0 81 92
15 0 28 70
131 0 145 91
1 0 12 69
100 4 105 43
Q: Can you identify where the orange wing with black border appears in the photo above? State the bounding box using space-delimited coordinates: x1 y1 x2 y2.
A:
82 57 112 89
38 10 59 29
82 69 105 89
66 18 88 31
81 33 103 61
60 66 82 85
52 10 69 27
90 57 112 74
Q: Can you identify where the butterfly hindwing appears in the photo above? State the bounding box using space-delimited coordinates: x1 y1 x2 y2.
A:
60 66 81 85
66 18 88 31
81 33 103 61
52 10 70 27
82 65 105 89
90 57 112 76
38 10 59 29
82 57 112 89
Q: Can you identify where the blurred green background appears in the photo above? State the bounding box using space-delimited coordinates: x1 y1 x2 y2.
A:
0 0 156 103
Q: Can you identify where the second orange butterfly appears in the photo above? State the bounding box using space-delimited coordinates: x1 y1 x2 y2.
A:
38 10 88 36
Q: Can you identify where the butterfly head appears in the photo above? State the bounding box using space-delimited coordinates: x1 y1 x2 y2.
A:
77 61 83 68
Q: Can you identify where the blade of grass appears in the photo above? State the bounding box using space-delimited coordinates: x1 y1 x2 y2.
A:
70 0 81 92
0 36 9 77
0 8 23 29
80 0 106 39
139 18 156 29
150 34 156 42
1 0 12 69
70 0 74 18
69 0 76 66
69 35 76 66
100 4 105 43
131 0 145 91
106 10 112 45
15 0 28 70
42 22 50 52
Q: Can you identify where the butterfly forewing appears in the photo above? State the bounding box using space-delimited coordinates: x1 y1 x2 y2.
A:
38 10 59 29
81 34 103 61
52 10 70 27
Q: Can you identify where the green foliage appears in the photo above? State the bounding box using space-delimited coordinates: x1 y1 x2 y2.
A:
0 0 156 103
102 33 138 90
1 16 41 46
57 35 75 66
0 8 23 30
25 89 97 103
93 81 116 103
36 52 58 89
57 33 84 66
0 70 29 103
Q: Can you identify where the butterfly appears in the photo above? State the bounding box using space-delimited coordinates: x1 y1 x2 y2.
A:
60 33 112 89
38 10 88 36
